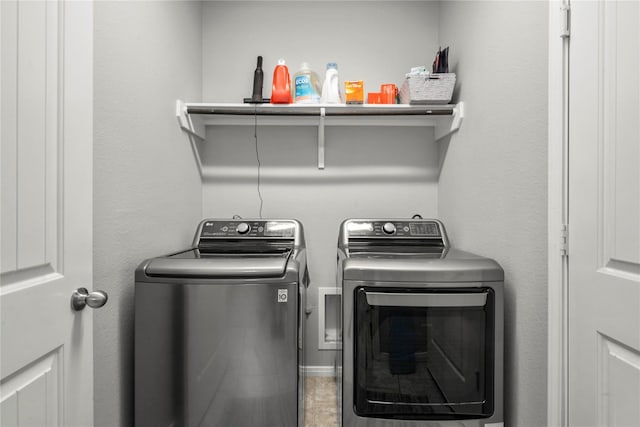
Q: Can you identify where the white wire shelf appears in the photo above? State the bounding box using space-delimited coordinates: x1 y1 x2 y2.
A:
176 100 464 170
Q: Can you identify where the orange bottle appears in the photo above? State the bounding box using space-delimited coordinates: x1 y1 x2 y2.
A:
271 59 292 104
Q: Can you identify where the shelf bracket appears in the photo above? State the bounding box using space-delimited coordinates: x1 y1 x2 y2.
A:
176 100 205 141
318 107 326 169
176 100 205 177
435 101 465 141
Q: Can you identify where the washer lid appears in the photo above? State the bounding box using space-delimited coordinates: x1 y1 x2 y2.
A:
143 249 291 278
342 249 504 282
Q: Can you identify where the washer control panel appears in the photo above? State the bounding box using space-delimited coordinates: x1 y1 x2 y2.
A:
346 220 442 239
198 220 296 239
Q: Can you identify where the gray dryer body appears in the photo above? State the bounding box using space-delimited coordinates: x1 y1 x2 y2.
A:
336 218 504 427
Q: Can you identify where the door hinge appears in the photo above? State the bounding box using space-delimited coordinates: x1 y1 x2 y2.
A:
560 224 569 256
560 4 571 38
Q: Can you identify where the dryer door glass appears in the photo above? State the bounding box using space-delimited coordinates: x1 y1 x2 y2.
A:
354 287 495 420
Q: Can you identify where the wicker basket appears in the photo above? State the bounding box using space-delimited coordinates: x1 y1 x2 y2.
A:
399 73 456 105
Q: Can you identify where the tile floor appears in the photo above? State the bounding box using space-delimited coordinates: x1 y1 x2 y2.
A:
304 376 338 427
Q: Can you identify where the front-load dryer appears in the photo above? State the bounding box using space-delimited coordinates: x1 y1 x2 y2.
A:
336 218 504 427
135 218 308 427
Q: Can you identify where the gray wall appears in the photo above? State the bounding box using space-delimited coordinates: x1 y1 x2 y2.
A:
437 2 549 426
93 2 203 426
200 0 442 367
202 1 441 102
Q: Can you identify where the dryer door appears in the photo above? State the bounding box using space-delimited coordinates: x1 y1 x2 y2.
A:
353 287 495 420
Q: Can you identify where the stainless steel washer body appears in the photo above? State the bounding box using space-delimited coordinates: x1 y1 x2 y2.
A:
336 218 504 427
135 219 308 427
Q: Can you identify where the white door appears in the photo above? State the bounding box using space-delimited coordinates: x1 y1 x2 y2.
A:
568 0 640 425
1 1 96 426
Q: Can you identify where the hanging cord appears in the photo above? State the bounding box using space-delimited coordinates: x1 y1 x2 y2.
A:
254 106 264 218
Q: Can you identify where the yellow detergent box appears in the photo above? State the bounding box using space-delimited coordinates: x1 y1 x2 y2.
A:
345 80 364 104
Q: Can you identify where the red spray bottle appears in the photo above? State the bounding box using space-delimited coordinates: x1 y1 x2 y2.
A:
271 59 292 104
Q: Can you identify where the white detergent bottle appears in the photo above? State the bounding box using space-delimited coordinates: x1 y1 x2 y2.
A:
320 62 343 104
293 62 322 104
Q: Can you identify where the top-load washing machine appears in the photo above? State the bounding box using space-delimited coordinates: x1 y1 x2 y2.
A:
135 218 308 427
336 218 504 427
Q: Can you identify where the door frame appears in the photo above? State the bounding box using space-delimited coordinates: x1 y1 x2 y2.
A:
547 0 570 426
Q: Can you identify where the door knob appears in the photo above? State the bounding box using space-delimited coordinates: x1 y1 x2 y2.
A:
71 288 108 311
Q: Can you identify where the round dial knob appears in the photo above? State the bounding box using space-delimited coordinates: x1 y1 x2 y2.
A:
382 222 396 235
236 223 250 234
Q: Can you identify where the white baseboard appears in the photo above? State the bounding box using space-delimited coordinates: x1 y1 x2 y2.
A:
302 365 335 377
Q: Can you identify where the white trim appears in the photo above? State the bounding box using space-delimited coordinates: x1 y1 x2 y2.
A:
548 1 570 426
317 287 342 350
302 365 335 377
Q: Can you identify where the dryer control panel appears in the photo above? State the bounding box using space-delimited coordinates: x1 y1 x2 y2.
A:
346 220 442 238
339 218 450 250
